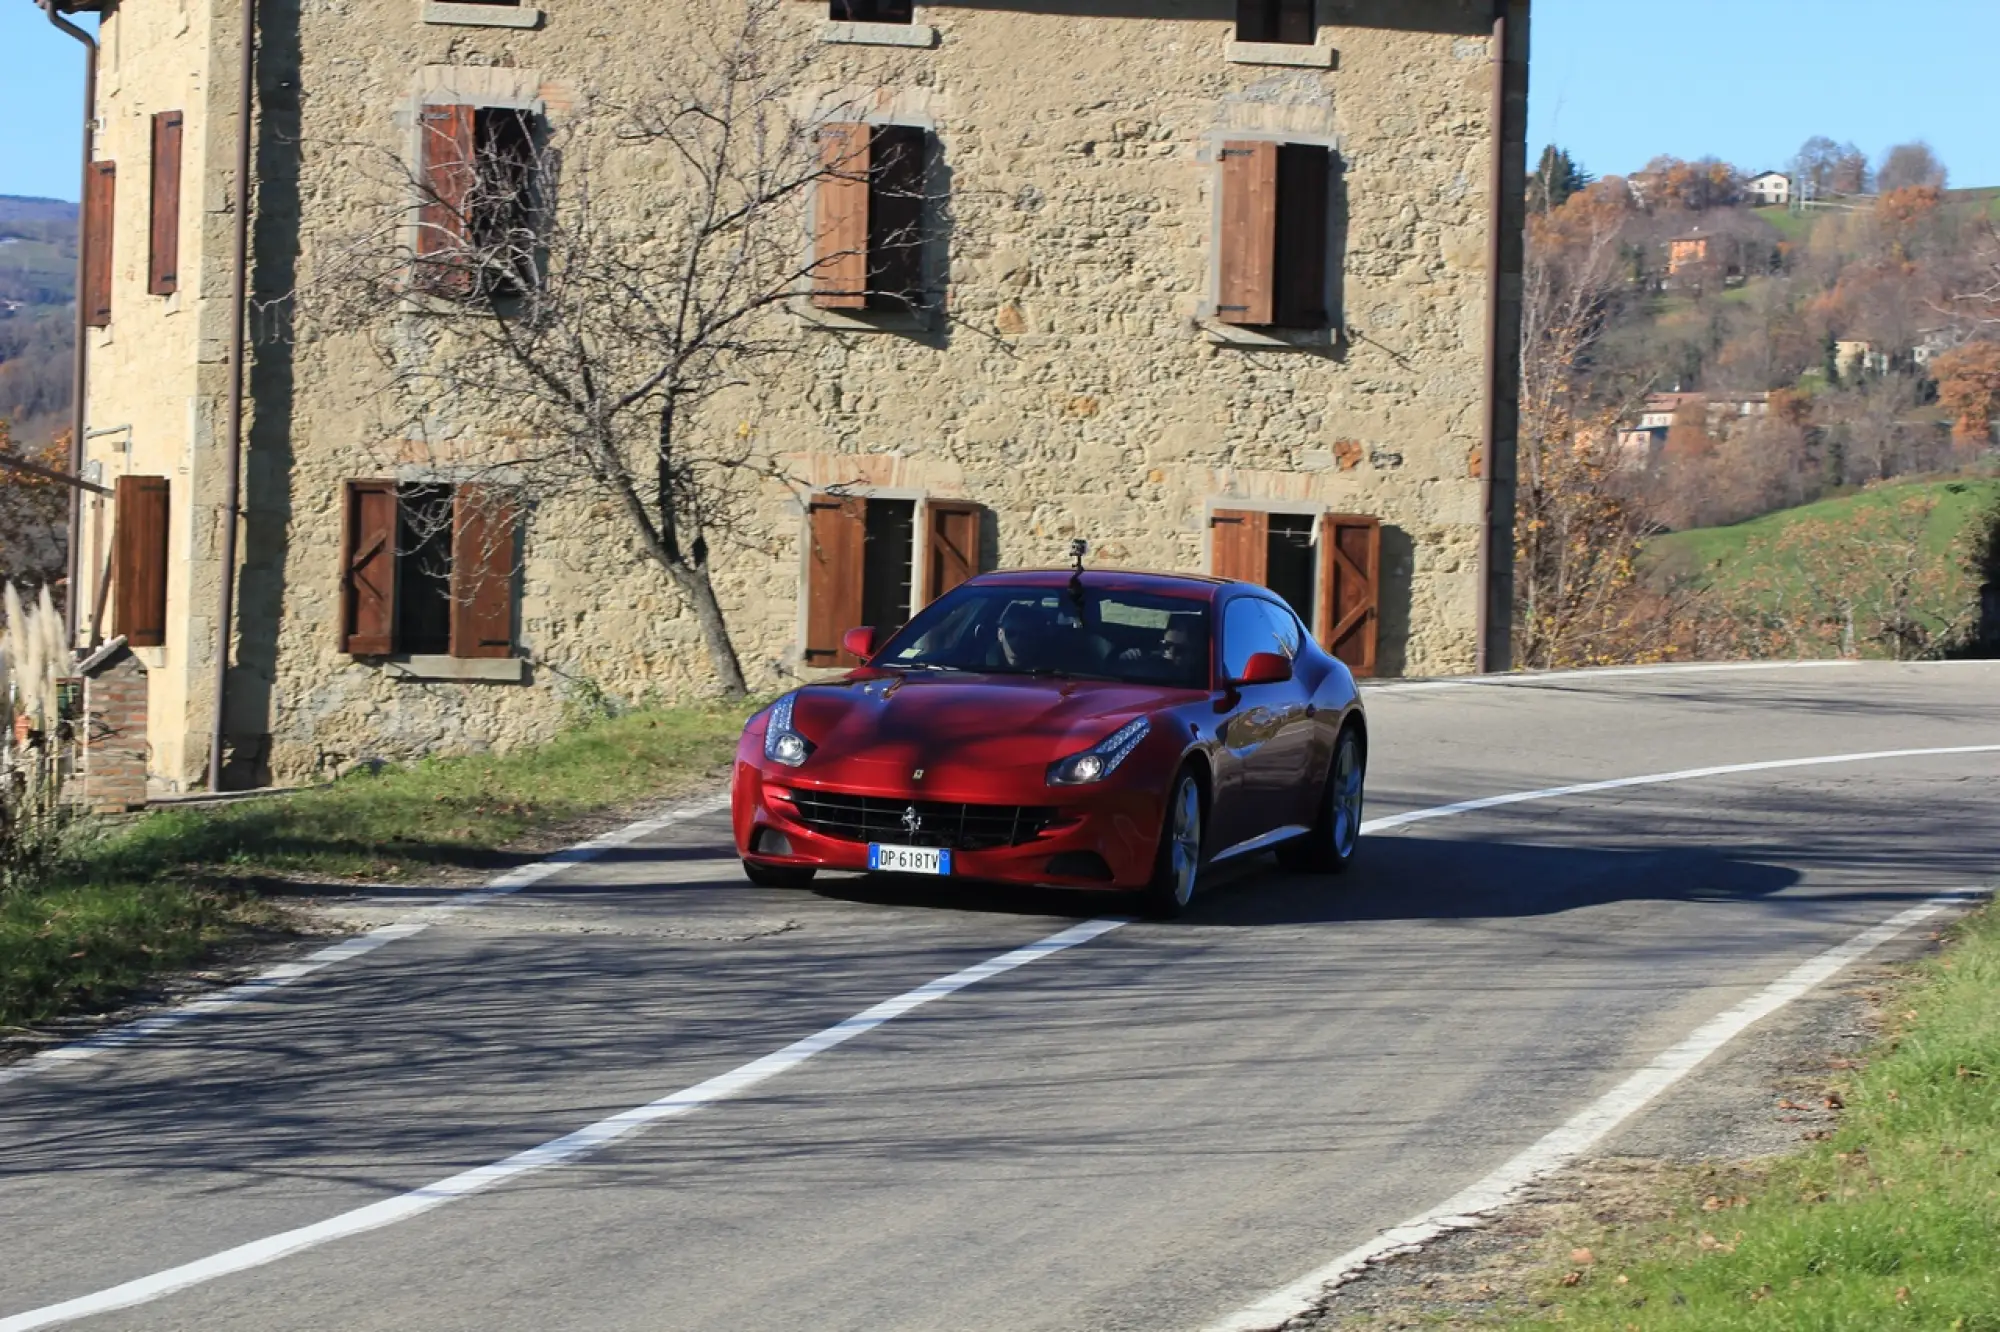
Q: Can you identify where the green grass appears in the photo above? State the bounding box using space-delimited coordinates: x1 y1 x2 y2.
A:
1 702 753 1032
1752 205 1821 245
1512 903 2000 1330
1648 478 2000 594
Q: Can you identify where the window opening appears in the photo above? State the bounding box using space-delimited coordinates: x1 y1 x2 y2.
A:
396 483 456 656
861 499 917 639
1265 513 1317 629
832 0 913 21
1237 0 1314 44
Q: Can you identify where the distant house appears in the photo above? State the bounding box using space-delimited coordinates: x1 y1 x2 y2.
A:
1615 391 1771 465
1746 171 1791 207
1668 233 1711 275
1836 340 1889 379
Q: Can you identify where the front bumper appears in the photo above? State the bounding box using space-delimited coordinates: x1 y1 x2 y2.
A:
731 755 1166 891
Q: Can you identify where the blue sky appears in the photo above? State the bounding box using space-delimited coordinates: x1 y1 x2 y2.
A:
4 1 1999 201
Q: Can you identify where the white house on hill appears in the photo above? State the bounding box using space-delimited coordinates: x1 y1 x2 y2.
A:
1747 170 1791 207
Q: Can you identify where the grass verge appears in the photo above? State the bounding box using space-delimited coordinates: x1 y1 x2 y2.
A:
1511 903 2000 1331
2 702 752 1034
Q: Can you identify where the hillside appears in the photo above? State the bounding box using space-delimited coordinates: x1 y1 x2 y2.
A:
0 194 78 449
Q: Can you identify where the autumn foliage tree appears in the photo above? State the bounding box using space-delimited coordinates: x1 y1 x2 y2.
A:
0 420 70 592
1932 342 2000 444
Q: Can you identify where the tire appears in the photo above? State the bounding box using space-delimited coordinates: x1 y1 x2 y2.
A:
1136 768 1205 919
742 859 816 889
1278 724 1365 874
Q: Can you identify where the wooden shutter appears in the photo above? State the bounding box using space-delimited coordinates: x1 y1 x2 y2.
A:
341 480 399 655
1273 144 1330 328
1209 508 1269 583
812 123 870 310
417 104 477 293
922 501 980 604
112 475 169 648
868 124 927 310
805 495 867 665
1318 512 1380 677
450 485 518 658
148 111 184 295
83 161 115 329
1217 141 1278 326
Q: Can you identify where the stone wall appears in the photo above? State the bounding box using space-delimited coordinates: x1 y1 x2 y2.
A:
96 0 1527 784
77 640 150 812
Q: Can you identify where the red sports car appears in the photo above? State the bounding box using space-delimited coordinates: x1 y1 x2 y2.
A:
732 568 1367 915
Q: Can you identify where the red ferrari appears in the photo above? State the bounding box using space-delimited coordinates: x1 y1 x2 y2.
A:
732 568 1367 915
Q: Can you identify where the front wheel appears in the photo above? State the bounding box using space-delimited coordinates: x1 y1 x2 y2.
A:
1279 724 1365 874
742 859 816 889
1137 769 1205 919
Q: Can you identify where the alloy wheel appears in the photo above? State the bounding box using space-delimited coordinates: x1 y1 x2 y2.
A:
1330 731 1365 859
1168 774 1202 907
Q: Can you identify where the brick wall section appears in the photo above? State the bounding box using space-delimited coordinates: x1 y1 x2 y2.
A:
80 648 150 813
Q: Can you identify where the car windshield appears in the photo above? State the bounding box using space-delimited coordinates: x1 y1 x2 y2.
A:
872 584 1212 689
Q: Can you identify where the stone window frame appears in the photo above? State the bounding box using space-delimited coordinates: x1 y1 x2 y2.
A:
821 2 938 49
344 463 531 684
1198 129 1342 351
422 0 544 31
399 69 549 309
1203 495 1341 640
795 110 945 336
793 487 966 671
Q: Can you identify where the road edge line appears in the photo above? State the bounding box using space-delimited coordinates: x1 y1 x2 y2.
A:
1203 890 1988 1332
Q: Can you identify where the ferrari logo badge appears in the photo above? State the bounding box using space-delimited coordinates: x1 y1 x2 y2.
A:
911 768 925 781
902 806 923 836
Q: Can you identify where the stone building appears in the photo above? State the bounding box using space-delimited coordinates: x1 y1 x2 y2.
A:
55 0 1529 790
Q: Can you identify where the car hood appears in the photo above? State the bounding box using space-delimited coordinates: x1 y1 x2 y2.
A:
786 671 1188 795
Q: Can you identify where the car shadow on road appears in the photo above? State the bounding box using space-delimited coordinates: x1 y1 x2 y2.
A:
809 834 1807 926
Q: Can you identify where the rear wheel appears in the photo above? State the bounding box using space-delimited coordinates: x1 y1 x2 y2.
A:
1137 769 1205 919
1279 724 1365 874
742 859 816 889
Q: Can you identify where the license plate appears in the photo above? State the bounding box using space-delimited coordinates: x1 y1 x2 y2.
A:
868 843 952 875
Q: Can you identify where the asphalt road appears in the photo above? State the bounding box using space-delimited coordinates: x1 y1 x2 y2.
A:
4 660 1997 1332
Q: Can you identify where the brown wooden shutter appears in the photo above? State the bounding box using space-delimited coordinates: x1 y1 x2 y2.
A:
922 500 980 604
868 124 927 310
417 104 477 294
805 495 867 665
341 480 399 655
1209 508 1269 583
112 475 169 648
148 111 184 296
1273 144 1330 328
83 161 115 329
1318 512 1380 677
450 485 518 658
812 123 870 309
1217 141 1278 326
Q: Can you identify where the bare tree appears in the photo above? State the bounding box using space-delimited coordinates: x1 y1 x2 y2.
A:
1513 189 1697 668
1876 140 1948 193
311 0 933 696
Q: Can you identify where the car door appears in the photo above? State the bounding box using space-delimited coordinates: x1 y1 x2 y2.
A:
1252 599 1318 829
1210 596 1307 853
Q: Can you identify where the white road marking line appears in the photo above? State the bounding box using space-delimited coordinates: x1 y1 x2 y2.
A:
1204 889 1983 1332
1366 659 1859 694
0 794 733 1088
1361 745 2000 836
0 917 1126 1332
7 743 1997 1329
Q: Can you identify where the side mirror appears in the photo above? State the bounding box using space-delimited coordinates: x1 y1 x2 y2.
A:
841 626 877 664
1231 651 1293 688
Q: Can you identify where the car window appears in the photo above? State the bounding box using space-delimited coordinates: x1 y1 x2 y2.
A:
1222 597 1301 681
1261 600 1303 659
874 585 1212 688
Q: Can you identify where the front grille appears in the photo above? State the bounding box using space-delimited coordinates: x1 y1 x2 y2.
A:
787 789 1057 851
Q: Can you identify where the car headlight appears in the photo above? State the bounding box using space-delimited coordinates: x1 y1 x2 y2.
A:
763 693 813 768
1047 717 1150 786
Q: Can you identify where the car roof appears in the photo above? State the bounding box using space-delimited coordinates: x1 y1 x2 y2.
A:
962 568 1246 600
